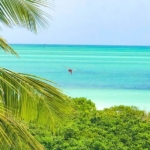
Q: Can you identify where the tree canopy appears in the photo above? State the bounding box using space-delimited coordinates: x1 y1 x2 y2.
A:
30 97 150 150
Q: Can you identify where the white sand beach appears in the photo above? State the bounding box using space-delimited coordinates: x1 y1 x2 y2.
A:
63 88 150 111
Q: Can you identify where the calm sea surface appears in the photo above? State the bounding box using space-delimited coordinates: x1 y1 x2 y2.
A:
0 44 150 110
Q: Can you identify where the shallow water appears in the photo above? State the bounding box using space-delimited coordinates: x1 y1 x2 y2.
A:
1 44 150 110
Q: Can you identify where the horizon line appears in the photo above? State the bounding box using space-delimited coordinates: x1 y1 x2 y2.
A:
9 44 150 47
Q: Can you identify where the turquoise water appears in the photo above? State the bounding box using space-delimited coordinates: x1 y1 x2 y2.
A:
0 45 150 110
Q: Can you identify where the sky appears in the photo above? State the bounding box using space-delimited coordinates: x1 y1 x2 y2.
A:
1 0 150 45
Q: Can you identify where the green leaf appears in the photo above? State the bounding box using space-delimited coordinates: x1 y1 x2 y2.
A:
0 68 71 129
0 37 18 56
0 0 52 32
0 104 44 150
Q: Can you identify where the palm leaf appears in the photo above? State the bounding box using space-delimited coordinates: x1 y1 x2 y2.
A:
0 68 71 129
0 0 52 32
0 37 18 56
0 104 44 150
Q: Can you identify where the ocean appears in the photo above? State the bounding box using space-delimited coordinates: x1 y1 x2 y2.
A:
1 44 150 110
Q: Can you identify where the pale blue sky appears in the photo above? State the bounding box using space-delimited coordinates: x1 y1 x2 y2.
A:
1 0 150 45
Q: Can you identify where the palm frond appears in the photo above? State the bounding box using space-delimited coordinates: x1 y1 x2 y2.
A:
0 0 52 32
0 104 44 150
0 68 71 128
0 37 18 56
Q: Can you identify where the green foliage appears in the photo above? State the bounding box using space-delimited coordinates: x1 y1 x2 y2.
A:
0 68 71 127
0 104 44 150
0 0 50 32
0 1 72 149
30 97 150 150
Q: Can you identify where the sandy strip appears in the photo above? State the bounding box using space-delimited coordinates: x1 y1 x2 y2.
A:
63 88 150 111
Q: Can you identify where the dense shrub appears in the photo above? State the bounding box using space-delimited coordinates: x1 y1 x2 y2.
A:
29 97 150 150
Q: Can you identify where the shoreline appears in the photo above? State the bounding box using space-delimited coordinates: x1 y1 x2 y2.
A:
63 88 150 111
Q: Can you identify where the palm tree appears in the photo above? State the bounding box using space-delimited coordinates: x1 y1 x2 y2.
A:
0 0 71 149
